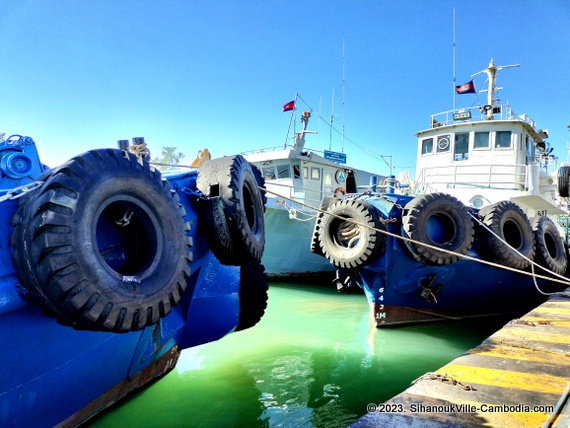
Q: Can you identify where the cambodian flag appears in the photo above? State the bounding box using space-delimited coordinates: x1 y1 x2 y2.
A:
455 80 476 94
282 100 295 112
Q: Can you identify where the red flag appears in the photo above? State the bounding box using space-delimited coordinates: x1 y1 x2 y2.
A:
282 100 295 112
455 80 476 94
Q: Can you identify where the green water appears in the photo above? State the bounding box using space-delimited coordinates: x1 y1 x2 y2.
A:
87 282 511 428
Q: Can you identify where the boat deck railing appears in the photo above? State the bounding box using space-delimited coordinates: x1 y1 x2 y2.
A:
414 163 529 194
430 103 536 129
263 180 332 210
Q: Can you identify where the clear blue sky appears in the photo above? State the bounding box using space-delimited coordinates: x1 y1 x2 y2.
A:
2 1 569 177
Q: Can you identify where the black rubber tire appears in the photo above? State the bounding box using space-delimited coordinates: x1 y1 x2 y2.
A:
10 149 192 332
310 196 335 256
196 155 266 265
476 200 535 270
533 216 567 275
317 199 386 269
558 165 570 198
401 193 474 265
235 261 268 331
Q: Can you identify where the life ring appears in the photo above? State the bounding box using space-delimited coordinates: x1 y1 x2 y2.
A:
476 200 535 269
557 165 570 197
196 154 266 265
533 216 567 275
401 193 474 265
334 187 347 197
235 261 268 331
10 149 192 332
317 199 386 269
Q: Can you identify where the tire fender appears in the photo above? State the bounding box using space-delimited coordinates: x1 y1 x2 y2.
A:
401 193 474 265
317 198 386 269
10 149 192 332
533 216 567 275
476 200 535 269
196 155 266 265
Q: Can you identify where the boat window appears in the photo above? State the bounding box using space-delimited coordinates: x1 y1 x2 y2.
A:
421 138 433 155
436 135 451 153
526 136 534 164
303 166 309 179
495 131 512 149
474 131 490 149
311 167 321 180
324 172 332 186
293 165 300 178
453 133 469 161
276 164 291 179
262 166 276 181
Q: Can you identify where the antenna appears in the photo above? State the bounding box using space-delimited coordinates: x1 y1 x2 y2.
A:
342 38 345 154
453 9 456 111
329 89 334 152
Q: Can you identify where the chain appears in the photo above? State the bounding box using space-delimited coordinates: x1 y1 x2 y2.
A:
0 181 45 203
411 372 476 391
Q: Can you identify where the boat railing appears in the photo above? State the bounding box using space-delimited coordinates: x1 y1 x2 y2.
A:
413 163 529 194
262 180 333 210
429 104 535 128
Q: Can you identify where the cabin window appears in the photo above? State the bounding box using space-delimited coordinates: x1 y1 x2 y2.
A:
303 166 309 179
495 131 512 148
436 134 451 153
293 165 301 178
421 138 433 155
474 131 490 149
276 164 291 179
324 172 332 186
453 133 469 161
526 136 534 164
262 166 276 181
310 167 321 180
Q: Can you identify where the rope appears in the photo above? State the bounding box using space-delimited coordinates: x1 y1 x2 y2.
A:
259 186 570 288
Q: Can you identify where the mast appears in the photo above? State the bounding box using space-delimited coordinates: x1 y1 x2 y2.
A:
472 59 519 119
329 89 334 151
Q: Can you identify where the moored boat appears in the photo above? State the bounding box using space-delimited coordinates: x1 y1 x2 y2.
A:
311 59 570 326
243 100 385 278
0 135 268 426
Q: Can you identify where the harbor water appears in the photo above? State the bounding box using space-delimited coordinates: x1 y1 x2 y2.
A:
87 281 514 428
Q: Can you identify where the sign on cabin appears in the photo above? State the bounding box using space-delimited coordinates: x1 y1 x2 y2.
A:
324 150 347 164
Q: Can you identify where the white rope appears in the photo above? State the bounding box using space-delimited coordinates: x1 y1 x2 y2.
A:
260 186 570 289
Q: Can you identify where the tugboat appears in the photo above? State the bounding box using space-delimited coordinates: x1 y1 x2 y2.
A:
312 60 570 326
244 103 384 278
0 135 268 426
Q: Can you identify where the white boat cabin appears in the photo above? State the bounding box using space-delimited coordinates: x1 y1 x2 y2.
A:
414 60 564 218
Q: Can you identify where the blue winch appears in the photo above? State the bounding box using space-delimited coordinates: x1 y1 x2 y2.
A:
0 134 47 190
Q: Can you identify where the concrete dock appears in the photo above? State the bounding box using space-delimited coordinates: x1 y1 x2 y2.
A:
349 290 570 427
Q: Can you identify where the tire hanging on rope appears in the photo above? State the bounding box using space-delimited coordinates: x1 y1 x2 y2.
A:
10 149 192 332
401 193 474 265
476 200 535 270
317 198 386 269
196 155 266 266
235 261 268 331
533 216 568 275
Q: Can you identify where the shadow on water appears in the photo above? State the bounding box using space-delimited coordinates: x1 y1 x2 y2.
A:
87 282 514 428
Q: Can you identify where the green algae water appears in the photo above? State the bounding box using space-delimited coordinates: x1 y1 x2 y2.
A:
87 282 511 428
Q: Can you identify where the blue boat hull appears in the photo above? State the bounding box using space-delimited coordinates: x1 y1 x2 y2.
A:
313 193 566 327
0 140 267 426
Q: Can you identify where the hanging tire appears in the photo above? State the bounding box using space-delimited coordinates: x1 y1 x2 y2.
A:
310 196 335 256
476 200 535 269
235 261 268 331
558 165 570 197
401 193 473 265
317 199 386 269
10 149 192 332
533 216 567 275
196 155 266 265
